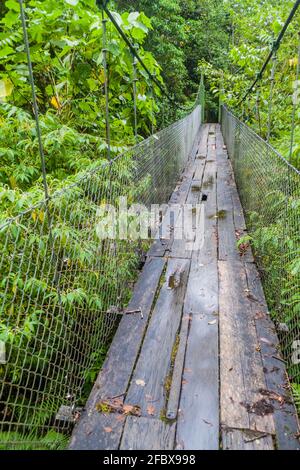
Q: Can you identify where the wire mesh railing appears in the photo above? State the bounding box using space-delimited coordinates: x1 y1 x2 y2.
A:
0 105 202 449
221 105 300 389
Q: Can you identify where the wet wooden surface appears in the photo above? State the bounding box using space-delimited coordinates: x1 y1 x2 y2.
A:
70 124 300 451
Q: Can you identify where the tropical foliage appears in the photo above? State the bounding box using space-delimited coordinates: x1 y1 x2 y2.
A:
0 0 299 446
203 0 300 168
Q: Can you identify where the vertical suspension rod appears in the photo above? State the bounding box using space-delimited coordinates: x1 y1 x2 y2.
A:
102 11 111 160
19 0 49 199
267 49 278 143
132 51 138 142
289 32 300 162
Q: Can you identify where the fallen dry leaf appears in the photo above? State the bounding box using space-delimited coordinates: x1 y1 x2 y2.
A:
259 388 285 405
96 397 123 414
255 311 266 320
116 414 126 422
104 426 112 433
123 404 141 417
123 404 134 414
147 404 155 416
208 320 217 325
135 379 146 387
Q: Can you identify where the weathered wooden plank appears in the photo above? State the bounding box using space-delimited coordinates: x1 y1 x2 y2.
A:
217 157 239 261
222 428 274 450
231 185 247 232
166 314 190 420
69 413 124 450
196 124 209 158
184 161 218 315
169 207 194 259
217 210 238 261
217 166 254 262
120 417 176 450
69 257 165 449
183 258 218 317
186 179 202 205
216 131 253 262
169 178 203 259
193 159 206 181
176 309 219 450
176 157 219 450
125 258 190 418
219 259 275 435
215 125 224 153
148 204 173 257
150 167 195 258
245 263 300 450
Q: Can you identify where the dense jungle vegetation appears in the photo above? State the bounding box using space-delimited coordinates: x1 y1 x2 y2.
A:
0 0 299 448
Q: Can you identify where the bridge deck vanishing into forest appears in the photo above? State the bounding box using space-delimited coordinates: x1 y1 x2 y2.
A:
69 124 300 451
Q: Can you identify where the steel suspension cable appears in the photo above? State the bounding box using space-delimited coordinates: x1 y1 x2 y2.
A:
96 0 197 113
19 0 49 199
238 0 300 105
132 49 138 142
288 32 300 163
19 0 64 306
101 10 111 160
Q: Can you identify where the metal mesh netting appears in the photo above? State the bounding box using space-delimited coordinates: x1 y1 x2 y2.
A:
0 105 202 449
221 106 300 386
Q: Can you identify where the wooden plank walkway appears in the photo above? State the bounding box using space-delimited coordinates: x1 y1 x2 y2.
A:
69 124 300 451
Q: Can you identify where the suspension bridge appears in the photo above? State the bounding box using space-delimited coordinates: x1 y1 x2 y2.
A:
0 0 299 450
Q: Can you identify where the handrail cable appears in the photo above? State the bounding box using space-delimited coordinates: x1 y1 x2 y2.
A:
96 0 198 112
288 32 300 162
238 0 300 105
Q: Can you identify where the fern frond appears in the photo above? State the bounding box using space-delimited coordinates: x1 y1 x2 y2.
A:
0 30 23 49
0 430 68 450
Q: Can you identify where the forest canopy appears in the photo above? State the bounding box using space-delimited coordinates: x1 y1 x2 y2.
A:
0 0 299 214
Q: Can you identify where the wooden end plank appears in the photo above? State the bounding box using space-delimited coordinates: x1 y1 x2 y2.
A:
69 413 124 450
125 258 190 418
222 428 274 450
219 259 275 435
120 417 175 450
245 263 300 450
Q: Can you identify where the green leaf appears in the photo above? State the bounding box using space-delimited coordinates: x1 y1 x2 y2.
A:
64 0 79 6
5 0 19 12
0 45 15 58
